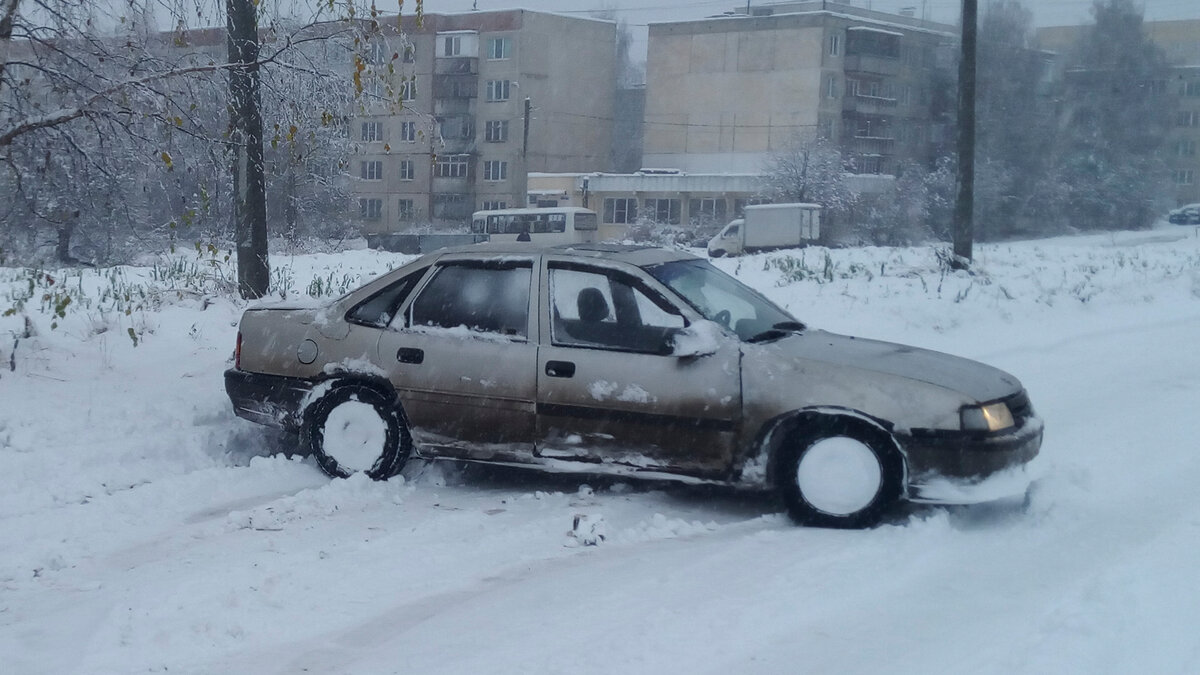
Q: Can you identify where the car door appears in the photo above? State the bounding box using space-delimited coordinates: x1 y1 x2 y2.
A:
377 257 538 459
535 260 742 476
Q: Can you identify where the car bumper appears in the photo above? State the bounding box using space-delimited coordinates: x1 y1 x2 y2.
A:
224 368 314 430
900 416 1044 504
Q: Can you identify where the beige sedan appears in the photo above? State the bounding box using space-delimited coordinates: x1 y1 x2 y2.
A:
226 243 1042 528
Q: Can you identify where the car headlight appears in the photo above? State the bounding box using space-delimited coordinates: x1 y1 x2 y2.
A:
961 401 1015 432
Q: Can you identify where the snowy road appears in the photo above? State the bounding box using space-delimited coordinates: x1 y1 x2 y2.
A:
2 231 1199 673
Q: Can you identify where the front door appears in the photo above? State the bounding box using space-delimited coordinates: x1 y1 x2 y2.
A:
378 259 537 459
536 262 741 476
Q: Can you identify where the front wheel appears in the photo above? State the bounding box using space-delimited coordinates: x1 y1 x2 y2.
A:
301 381 411 480
775 417 904 528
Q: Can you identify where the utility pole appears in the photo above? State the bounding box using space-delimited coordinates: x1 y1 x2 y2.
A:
515 96 531 209
952 0 977 268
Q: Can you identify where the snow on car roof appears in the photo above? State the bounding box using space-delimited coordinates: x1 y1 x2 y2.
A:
428 241 698 266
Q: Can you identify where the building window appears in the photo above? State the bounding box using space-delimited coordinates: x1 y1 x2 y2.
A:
360 160 383 181
1174 169 1196 185
359 198 382 220
487 37 511 60
483 160 508 181
362 76 382 98
400 121 417 142
366 41 387 65
485 120 509 142
1177 110 1200 128
1176 140 1197 157
443 35 461 57
360 121 381 142
603 197 638 224
826 75 837 99
399 159 415 180
643 198 680 225
688 198 727 224
398 77 416 101
435 154 469 178
486 79 511 102
398 199 416 220
1183 80 1200 97
829 33 841 56
481 200 507 211
402 45 415 63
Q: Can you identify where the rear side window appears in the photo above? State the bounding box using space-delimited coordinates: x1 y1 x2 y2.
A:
409 263 532 338
346 267 428 328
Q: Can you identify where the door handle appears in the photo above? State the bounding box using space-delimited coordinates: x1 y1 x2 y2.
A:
396 347 424 364
545 360 575 378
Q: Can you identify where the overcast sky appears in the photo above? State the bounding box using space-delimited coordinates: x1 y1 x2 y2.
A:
421 0 1199 27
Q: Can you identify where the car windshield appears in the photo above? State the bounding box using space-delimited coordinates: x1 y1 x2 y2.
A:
646 259 803 342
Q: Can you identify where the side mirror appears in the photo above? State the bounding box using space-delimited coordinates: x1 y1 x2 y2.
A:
669 320 723 358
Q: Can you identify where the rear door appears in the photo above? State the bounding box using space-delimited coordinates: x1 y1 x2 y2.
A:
377 258 538 459
535 260 741 476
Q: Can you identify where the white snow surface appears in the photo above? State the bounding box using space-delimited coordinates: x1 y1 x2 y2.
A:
3 227 1200 673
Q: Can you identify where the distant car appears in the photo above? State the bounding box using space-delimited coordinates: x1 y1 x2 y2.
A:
225 244 1043 528
1168 204 1200 225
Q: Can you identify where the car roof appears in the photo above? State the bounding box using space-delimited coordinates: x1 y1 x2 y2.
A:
428 241 700 267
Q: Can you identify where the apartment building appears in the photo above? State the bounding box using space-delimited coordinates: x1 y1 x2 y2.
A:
1038 19 1200 206
351 10 616 235
642 1 955 176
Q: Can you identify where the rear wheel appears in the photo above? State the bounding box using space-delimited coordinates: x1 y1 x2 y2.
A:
776 416 904 528
301 381 411 480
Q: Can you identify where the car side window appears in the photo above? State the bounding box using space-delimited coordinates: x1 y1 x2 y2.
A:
346 267 428 328
408 263 532 339
549 266 684 353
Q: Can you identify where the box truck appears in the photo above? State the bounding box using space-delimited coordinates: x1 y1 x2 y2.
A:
706 203 821 257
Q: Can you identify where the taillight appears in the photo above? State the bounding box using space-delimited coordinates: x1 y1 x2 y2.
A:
234 332 242 369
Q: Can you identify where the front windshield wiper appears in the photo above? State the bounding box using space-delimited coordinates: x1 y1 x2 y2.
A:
745 321 806 343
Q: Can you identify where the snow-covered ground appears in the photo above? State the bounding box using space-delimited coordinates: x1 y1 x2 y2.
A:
2 226 1199 674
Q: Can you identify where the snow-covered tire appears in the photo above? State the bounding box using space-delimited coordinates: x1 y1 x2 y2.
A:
709 249 726 258
775 416 904 529
301 381 411 480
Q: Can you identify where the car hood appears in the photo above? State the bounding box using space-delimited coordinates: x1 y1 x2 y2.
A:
770 329 1022 403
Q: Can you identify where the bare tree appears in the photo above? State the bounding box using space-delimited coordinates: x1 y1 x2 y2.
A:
763 135 856 210
1 1 418 276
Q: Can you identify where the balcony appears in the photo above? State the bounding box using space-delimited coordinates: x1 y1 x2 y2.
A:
434 98 475 116
843 54 902 77
432 192 475 221
432 175 474 194
843 93 899 114
433 75 478 100
848 135 895 157
435 57 478 76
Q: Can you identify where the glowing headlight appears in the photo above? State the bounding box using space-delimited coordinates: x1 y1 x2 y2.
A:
961 402 1015 432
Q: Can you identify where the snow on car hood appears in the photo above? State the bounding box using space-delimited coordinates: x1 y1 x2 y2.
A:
772 329 1023 403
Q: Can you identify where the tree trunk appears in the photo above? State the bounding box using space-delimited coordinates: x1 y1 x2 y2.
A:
0 0 18 85
952 0 977 267
55 219 75 264
227 0 269 299
285 166 298 243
